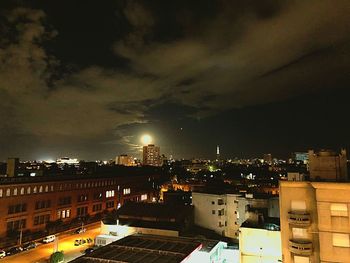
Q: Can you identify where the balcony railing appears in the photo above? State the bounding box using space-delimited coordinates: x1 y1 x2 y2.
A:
289 239 313 256
288 211 311 226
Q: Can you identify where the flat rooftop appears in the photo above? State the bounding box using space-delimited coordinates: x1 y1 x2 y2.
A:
71 234 203 263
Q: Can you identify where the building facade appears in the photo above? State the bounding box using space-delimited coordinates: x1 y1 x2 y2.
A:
308 149 348 181
116 154 135 166
0 174 160 238
143 144 162 166
280 181 350 263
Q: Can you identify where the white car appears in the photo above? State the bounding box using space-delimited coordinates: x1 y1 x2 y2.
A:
43 235 56 243
0 250 5 258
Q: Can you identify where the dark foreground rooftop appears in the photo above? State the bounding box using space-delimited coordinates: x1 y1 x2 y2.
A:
71 234 203 263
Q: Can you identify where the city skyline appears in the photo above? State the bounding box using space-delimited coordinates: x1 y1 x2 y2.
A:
0 1 349 160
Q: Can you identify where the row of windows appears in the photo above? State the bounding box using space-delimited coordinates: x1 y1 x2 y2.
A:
57 209 71 219
35 200 51 210
0 180 132 198
7 219 26 232
292 200 349 217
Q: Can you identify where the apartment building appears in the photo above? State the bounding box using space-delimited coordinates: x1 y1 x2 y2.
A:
279 181 350 263
0 173 160 238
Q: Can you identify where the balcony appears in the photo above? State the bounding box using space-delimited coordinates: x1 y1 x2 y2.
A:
288 211 311 226
289 239 313 256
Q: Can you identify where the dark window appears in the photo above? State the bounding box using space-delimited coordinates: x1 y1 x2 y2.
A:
93 192 103 200
34 214 50 225
93 203 102 212
7 219 26 232
8 203 27 214
106 201 114 209
58 196 71 206
77 194 89 202
212 210 215 215
35 200 51 210
77 206 88 217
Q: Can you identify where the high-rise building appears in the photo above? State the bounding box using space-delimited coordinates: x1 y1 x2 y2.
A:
116 154 135 166
279 181 350 263
308 149 348 181
142 144 162 166
6 158 19 177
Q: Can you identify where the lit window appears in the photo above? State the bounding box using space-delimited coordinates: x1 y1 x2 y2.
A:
66 209 70 218
141 194 147 201
27 187 31 194
33 186 37 193
62 210 66 219
39 186 43 193
333 233 350 247
0 189 2 197
111 190 114 197
331 203 348 217
50 185 54 191
13 188 17 196
20 188 24 195
6 188 11 196
45 186 48 192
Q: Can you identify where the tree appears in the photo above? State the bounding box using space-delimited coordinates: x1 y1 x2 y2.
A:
50 251 64 263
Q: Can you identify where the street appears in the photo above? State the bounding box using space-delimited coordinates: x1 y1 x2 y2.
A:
0 225 100 263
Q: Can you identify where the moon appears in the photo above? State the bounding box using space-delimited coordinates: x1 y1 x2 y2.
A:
141 134 152 145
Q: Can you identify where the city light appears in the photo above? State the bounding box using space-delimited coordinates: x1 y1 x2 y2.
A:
140 134 152 145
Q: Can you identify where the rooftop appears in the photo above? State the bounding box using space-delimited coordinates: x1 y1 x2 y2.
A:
71 234 203 263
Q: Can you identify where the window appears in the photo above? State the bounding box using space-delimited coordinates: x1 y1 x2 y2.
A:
292 228 308 239
212 210 215 215
123 188 131 195
333 233 350 247
27 187 31 194
93 192 103 200
331 203 348 217
77 206 88 217
106 190 115 198
13 188 17 196
211 201 215 205
291 200 306 211
39 186 43 193
0 189 2 197
57 209 71 219
8 203 27 214
50 185 54 191
77 194 89 202
294 256 310 263
218 199 224 205
35 200 51 210
33 214 50 225
141 194 147 201
58 196 71 206
20 188 24 195
7 219 26 232
45 185 49 192
218 209 224 216
33 186 37 193
93 203 102 212
106 201 114 209
6 188 10 196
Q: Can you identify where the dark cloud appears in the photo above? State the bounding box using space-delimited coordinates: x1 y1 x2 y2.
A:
0 1 349 159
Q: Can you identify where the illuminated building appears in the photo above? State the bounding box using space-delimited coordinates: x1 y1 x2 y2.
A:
116 154 135 166
72 234 234 263
263 154 273 165
192 191 279 240
6 158 19 177
142 144 162 166
280 181 350 263
308 149 348 181
56 157 79 165
0 173 160 239
239 219 282 263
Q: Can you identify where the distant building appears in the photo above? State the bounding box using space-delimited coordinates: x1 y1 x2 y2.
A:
6 158 19 177
239 219 281 263
116 154 135 166
280 181 350 263
263 154 273 165
56 157 79 165
308 149 348 181
287 172 306 182
143 144 162 166
292 152 309 164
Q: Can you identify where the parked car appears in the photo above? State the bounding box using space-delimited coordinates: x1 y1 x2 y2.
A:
0 250 6 258
6 246 23 256
43 235 56 243
84 248 94 254
75 227 86 234
22 242 37 251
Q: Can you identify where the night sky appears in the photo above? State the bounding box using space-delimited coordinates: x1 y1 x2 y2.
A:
0 0 349 160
